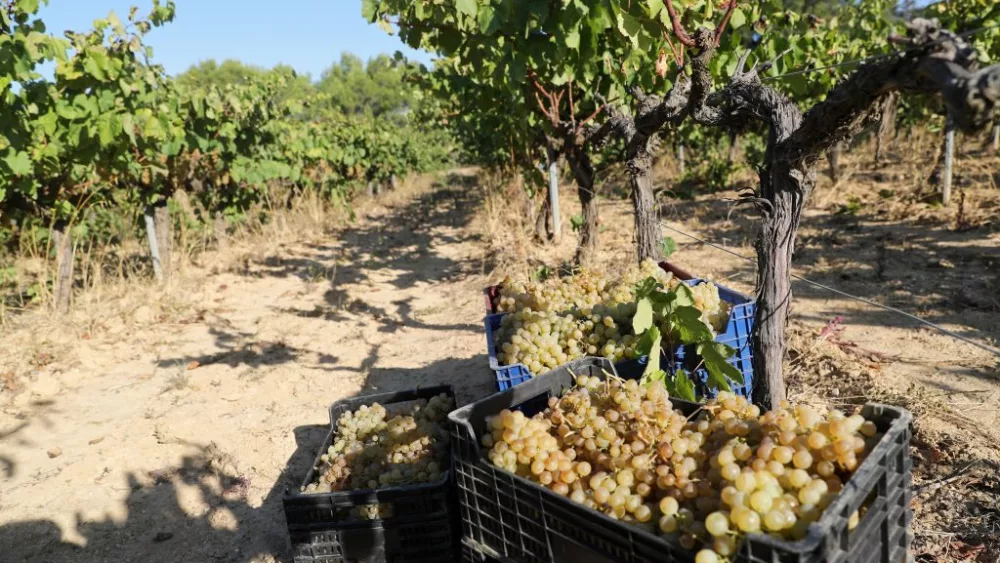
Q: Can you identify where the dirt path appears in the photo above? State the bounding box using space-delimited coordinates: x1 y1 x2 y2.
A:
0 171 495 562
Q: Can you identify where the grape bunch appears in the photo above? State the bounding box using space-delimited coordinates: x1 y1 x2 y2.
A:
302 393 455 496
483 377 879 560
493 260 731 373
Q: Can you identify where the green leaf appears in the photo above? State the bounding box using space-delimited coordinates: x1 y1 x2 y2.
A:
698 341 741 392
646 0 665 18
642 325 662 375
675 306 713 343
659 236 677 258
16 0 40 14
82 49 110 80
360 0 377 21
673 284 695 308
671 369 697 402
456 0 478 18
640 368 666 388
729 7 746 30
565 28 581 50
96 114 119 148
3 151 32 176
121 113 136 145
633 297 654 334
616 12 642 48
477 3 496 33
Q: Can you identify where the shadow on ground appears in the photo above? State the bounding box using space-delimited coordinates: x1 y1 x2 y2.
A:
0 172 498 562
0 354 494 563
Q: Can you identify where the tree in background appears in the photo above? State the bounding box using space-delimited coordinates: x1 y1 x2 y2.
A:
316 53 415 119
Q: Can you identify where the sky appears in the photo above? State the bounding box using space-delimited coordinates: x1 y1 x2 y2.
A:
37 0 435 80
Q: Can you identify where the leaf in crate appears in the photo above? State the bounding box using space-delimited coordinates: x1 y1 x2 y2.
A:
633 276 661 300
670 369 697 402
634 324 659 356
642 325 662 376
640 368 665 388
699 341 742 391
673 283 695 308
633 296 654 334
675 306 713 343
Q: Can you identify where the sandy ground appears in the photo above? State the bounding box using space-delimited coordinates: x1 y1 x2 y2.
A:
0 171 495 562
1 145 998 562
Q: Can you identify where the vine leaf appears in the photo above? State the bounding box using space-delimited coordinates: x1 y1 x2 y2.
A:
3 151 32 176
669 369 697 402
633 296 654 334
699 341 742 390
674 306 713 343
456 0 478 18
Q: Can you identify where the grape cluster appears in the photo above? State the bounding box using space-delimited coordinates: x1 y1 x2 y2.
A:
484 378 879 560
302 393 455 495
494 260 731 373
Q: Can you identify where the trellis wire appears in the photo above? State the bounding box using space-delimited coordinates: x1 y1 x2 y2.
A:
660 221 1000 358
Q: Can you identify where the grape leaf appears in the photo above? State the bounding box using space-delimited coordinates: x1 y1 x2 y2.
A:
642 325 662 376
669 369 697 402
729 7 747 30
640 368 666 388
565 28 580 50
361 0 377 21
698 341 741 391
456 0 478 18
674 306 713 344
633 276 661 300
3 151 32 176
633 296 654 334
673 283 695 308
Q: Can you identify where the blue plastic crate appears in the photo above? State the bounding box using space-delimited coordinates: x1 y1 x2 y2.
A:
484 279 755 398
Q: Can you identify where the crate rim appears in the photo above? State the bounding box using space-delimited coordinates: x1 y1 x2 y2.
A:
283 384 456 503
449 365 912 556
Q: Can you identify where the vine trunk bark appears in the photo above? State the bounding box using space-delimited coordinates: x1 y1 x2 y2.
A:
52 224 75 314
751 162 815 410
627 134 663 263
566 147 598 266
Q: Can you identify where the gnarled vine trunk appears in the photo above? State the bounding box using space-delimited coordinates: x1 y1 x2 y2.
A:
627 135 663 263
751 162 815 410
566 147 598 265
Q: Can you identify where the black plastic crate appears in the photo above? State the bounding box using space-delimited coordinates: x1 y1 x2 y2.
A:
462 537 512 563
283 385 460 563
449 358 913 563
